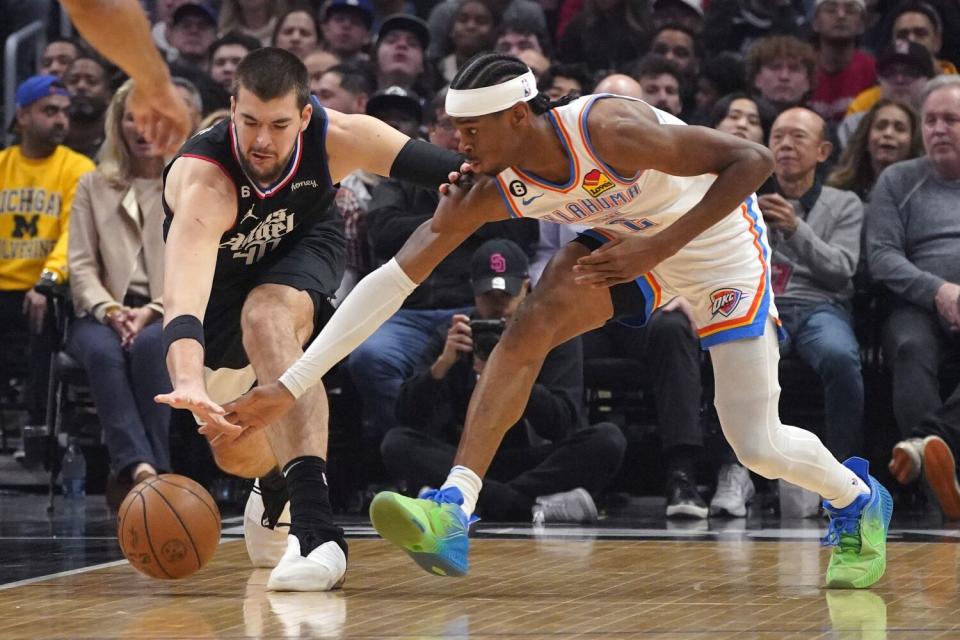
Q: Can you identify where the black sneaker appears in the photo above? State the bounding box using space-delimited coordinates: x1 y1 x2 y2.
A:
665 470 708 519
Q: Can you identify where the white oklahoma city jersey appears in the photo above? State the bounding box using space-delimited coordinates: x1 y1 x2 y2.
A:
494 94 778 348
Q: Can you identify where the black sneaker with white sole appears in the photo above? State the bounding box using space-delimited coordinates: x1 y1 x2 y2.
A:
665 470 708 519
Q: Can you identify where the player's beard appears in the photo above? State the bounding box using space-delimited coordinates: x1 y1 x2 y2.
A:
239 146 294 185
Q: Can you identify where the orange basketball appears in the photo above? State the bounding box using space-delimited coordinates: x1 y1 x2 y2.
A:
117 474 221 579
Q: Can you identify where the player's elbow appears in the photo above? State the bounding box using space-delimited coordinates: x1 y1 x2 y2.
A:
749 144 775 177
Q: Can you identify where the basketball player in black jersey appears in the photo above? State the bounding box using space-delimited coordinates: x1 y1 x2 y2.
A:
155 48 465 591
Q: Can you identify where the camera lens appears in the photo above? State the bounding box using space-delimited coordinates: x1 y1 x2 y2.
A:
473 330 501 360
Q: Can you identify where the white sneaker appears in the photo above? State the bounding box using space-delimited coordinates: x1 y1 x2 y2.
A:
709 464 755 517
267 535 347 592
244 479 291 568
890 437 924 485
532 488 598 524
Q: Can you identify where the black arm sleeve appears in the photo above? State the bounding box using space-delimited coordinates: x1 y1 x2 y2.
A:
389 139 464 191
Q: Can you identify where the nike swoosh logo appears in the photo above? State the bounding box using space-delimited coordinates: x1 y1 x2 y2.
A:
521 194 543 206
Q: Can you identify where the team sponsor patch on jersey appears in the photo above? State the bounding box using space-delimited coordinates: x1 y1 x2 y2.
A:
581 169 615 197
710 288 743 317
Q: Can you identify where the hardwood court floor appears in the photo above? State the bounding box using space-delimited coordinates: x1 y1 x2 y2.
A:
2 534 959 639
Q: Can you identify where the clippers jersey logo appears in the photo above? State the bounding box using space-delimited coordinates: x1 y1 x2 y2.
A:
220 208 296 265
710 288 743 317
582 169 615 197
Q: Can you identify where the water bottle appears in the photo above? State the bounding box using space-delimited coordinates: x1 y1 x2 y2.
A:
60 438 87 499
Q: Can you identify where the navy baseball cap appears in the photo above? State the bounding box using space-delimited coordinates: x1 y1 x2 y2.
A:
377 14 430 51
471 239 530 296
15 75 69 110
326 0 375 27
172 2 218 27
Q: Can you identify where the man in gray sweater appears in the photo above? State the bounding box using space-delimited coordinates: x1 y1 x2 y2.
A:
760 107 865 461
876 76 960 519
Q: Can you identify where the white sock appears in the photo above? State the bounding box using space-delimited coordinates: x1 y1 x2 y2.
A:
441 465 482 519
279 258 417 399
827 470 871 510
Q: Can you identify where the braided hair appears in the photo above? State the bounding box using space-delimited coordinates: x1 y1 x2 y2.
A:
449 52 575 115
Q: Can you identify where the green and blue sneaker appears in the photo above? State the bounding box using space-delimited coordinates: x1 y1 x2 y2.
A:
369 487 471 577
821 457 894 589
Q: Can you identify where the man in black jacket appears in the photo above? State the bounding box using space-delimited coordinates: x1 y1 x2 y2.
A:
346 93 538 455
381 239 627 523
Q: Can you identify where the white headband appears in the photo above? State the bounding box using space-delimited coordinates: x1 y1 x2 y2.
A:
445 70 538 118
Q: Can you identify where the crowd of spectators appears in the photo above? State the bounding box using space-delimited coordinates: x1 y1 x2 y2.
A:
2 0 960 523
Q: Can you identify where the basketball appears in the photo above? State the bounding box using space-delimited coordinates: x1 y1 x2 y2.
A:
117 474 221 579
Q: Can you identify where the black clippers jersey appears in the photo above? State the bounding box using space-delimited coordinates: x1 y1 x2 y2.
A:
162 99 343 277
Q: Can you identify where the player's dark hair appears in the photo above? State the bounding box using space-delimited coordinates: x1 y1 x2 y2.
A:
449 52 573 116
234 47 310 109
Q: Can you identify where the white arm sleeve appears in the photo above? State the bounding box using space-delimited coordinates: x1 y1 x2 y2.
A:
278 258 417 398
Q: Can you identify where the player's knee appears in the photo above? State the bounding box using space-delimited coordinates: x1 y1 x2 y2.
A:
499 300 562 357
715 390 784 479
242 287 313 343
241 299 283 336
721 420 784 479
210 441 275 479
241 307 307 357
497 323 549 363
730 442 781 480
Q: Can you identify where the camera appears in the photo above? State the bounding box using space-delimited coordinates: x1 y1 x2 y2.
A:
469 318 506 360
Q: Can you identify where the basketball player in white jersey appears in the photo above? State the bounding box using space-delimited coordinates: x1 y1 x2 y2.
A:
225 53 893 589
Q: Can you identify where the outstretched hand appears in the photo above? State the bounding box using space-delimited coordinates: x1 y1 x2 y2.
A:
155 384 242 444
572 235 667 288
223 382 297 434
128 80 192 156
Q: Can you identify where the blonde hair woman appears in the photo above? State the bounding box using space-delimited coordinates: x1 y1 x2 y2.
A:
67 79 172 509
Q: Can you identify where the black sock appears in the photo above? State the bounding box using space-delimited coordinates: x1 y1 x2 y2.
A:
282 456 347 558
257 468 289 528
